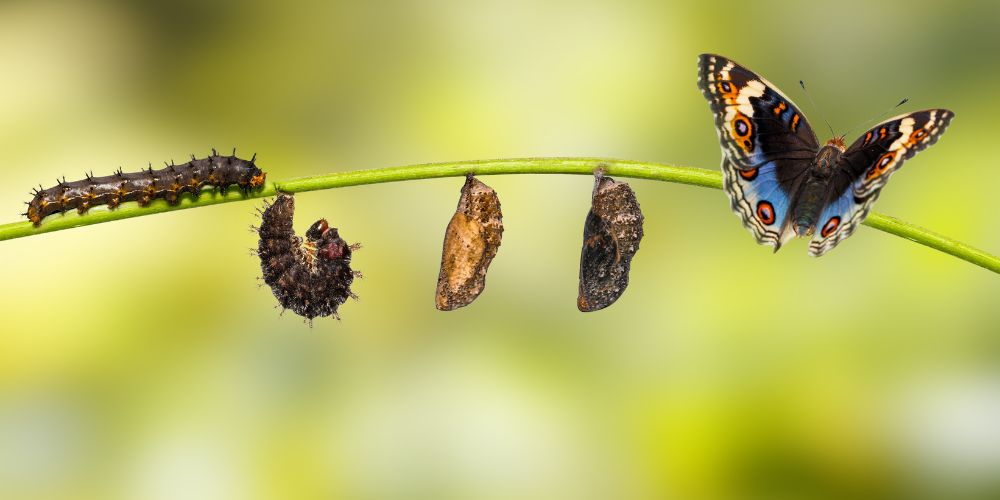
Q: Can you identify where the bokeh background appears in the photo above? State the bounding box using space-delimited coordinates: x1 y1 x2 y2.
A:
2 0 999 498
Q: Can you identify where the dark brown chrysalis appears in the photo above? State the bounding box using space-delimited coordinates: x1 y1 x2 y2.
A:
25 150 266 226
257 193 360 323
578 173 644 312
435 175 503 311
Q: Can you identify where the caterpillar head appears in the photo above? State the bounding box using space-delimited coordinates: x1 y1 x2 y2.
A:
306 219 351 261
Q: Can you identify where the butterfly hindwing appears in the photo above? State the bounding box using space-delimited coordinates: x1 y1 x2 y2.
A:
808 186 864 257
808 109 954 256
722 156 797 249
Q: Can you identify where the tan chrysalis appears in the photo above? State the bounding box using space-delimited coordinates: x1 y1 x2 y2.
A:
435 175 503 310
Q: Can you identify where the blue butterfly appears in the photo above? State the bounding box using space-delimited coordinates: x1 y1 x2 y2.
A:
697 54 954 256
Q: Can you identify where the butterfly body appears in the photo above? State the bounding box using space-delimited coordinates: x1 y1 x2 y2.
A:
698 54 953 255
789 141 844 237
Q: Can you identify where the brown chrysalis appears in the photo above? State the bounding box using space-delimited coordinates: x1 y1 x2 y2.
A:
578 173 644 312
256 193 361 324
25 150 266 226
435 175 504 311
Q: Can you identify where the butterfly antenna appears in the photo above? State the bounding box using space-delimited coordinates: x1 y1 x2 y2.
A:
799 80 836 138
841 98 909 139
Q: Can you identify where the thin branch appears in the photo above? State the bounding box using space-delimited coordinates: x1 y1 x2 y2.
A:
1 157 996 274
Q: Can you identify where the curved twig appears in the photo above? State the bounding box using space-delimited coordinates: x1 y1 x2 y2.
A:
1 157 996 274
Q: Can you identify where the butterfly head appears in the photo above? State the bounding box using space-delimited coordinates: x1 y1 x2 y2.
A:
825 136 846 151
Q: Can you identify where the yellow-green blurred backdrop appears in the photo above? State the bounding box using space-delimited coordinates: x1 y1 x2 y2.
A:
1 1 999 498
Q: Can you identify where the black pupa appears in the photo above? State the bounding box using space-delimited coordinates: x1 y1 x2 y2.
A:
577 173 644 312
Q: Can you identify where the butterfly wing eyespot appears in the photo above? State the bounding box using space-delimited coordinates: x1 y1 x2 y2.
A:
820 216 841 238
878 153 894 168
755 200 776 225
257 193 359 323
731 114 755 152
866 151 897 180
25 152 267 226
738 167 759 180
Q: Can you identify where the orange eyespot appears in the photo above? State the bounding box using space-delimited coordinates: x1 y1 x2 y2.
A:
820 216 841 238
739 167 759 180
716 79 739 100
773 102 787 116
732 116 752 138
906 128 929 147
877 152 894 169
866 152 896 181
790 114 800 132
863 131 873 145
756 201 776 225
730 113 754 151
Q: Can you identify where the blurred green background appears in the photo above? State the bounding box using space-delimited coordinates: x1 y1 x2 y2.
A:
2 0 999 498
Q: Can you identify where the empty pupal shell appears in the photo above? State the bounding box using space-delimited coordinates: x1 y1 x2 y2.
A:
578 174 644 312
435 175 504 310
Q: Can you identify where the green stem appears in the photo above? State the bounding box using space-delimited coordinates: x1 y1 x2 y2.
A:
2 157 996 274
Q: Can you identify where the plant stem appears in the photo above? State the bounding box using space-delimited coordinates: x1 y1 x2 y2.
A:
1 157 996 274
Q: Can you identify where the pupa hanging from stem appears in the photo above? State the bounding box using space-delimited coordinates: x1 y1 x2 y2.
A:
435 175 504 310
578 171 644 311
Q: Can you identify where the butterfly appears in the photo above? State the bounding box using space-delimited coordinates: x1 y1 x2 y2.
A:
697 54 953 256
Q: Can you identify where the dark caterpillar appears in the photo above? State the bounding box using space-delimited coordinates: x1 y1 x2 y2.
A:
256 193 361 323
25 150 266 225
